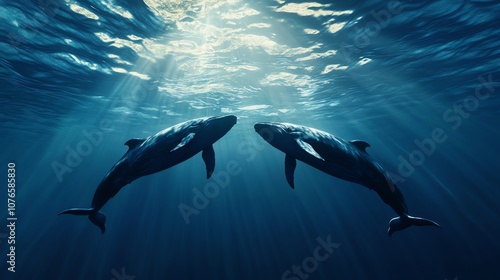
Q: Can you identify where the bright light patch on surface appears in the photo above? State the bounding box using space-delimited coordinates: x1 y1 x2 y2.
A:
327 22 346 33
66 54 101 71
221 108 235 113
248 23 272 29
358 57 372 65
234 34 282 55
261 72 298 86
304 28 320 34
112 67 127 73
225 65 259 72
322 64 348 74
129 71 150 80
69 4 99 20
221 6 259 19
297 49 337 61
329 101 340 106
107 54 132 65
94 32 143 53
127 35 142 41
275 3 353 18
260 72 317 97
101 0 133 19
95 32 113 43
143 0 193 22
239 105 270 110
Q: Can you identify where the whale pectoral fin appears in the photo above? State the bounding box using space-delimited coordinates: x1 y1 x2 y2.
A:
125 138 146 151
171 133 196 152
285 154 297 189
296 139 324 161
350 140 370 153
202 145 215 179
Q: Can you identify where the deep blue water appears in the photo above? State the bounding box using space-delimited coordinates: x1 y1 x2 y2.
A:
1 0 500 279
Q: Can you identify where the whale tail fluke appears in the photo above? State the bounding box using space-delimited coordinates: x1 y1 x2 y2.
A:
59 208 107 234
387 214 440 237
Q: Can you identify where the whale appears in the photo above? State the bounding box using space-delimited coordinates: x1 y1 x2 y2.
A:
254 122 440 236
60 115 237 233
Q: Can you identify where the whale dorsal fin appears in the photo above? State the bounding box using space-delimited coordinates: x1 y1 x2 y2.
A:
125 138 145 151
350 140 370 153
296 139 325 161
171 133 196 152
285 154 297 189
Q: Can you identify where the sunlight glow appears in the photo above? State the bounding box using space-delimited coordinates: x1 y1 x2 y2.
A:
357 58 373 65
221 6 260 20
101 0 133 19
275 3 353 18
64 53 105 72
112 67 127 73
248 23 272 29
297 49 337 62
322 64 348 74
225 65 260 72
107 54 132 65
69 4 99 20
239 105 271 110
304 28 320 35
327 22 346 34
94 32 143 53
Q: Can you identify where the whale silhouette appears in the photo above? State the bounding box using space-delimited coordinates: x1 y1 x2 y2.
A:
60 115 237 233
254 122 440 236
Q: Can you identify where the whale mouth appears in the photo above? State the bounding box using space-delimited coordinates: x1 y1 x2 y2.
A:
254 122 283 143
253 122 266 132
254 122 283 134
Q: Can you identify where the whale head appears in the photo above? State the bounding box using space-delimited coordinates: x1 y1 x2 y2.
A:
254 122 291 144
254 121 348 166
202 114 237 140
176 115 237 149
253 122 308 155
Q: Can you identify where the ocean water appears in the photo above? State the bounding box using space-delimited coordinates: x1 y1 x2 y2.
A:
1 0 500 279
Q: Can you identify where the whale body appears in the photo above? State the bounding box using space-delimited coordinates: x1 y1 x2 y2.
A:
60 115 237 233
254 122 440 236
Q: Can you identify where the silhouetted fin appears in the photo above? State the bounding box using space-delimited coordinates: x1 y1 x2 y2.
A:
171 133 195 152
124 138 145 151
202 145 215 178
59 208 107 234
296 139 324 161
350 140 370 153
387 214 441 237
285 154 297 189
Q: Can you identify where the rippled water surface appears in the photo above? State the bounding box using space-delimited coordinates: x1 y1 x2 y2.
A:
1 0 499 279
